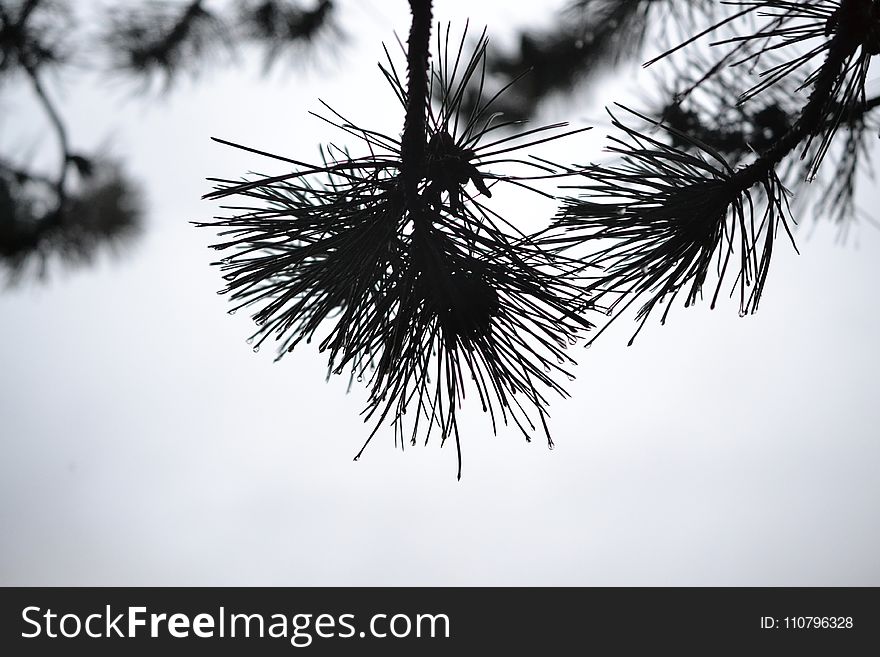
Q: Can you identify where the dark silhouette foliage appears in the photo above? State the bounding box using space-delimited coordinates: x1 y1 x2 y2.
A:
202 19 593 477
3 1 878 475
201 0 880 476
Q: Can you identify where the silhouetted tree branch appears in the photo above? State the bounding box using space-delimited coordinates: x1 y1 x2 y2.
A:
201 1 595 477
5 1 878 475
0 0 340 280
199 0 880 476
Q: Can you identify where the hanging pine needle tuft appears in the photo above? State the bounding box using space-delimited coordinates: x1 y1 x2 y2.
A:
103 0 230 85
201 6 592 477
553 107 794 345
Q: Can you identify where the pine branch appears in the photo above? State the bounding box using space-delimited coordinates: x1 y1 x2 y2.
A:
202 12 592 478
23 60 69 210
400 0 433 212
554 0 880 342
733 17 860 189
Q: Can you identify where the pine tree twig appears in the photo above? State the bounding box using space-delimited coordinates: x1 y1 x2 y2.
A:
556 0 880 345
733 23 857 189
202 10 592 478
22 61 69 211
400 0 433 214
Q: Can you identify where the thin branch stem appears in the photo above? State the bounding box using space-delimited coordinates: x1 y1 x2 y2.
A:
732 23 857 190
24 62 71 211
400 0 433 218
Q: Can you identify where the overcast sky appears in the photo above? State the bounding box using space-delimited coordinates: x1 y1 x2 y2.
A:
1 0 878 586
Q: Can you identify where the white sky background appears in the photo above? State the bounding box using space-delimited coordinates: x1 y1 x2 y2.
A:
1 0 879 585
